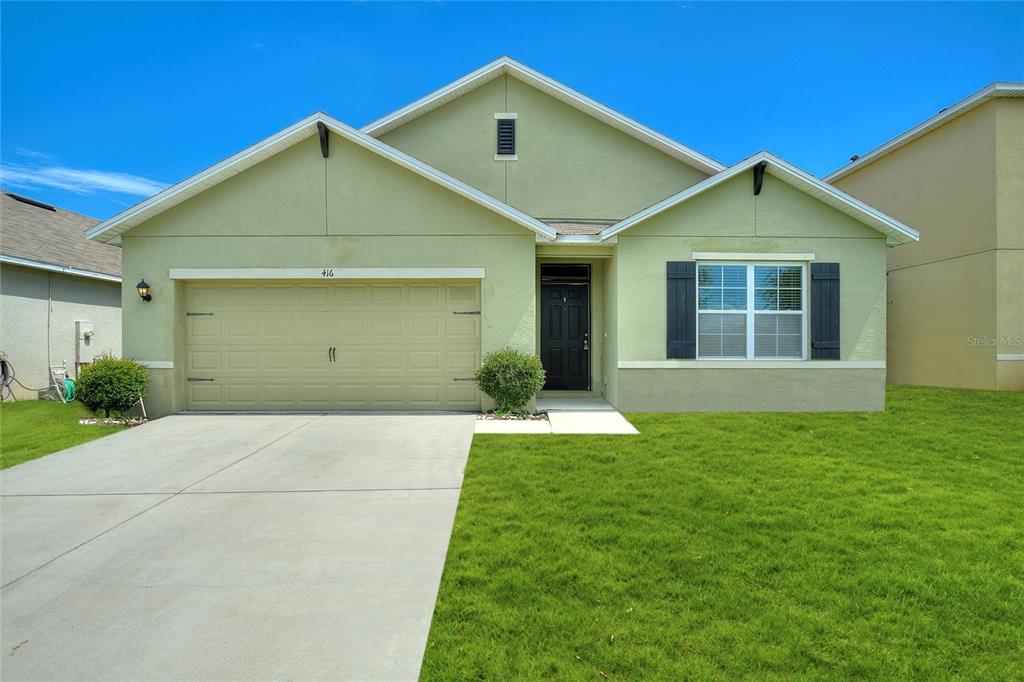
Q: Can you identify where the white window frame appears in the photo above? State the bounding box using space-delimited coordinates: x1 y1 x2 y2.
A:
695 261 808 361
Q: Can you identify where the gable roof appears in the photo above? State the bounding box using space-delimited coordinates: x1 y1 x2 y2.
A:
86 113 557 244
599 152 920 245
1 191 121 281
826 81 1024 182
361 56 725 176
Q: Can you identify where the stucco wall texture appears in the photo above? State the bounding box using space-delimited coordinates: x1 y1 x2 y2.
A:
123 135 538 416
116 77 897 414
0 264 122 399
609 173 887 411
834 99 1024 390
378 74 708 220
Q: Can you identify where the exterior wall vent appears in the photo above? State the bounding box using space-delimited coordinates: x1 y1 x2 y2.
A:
496 118 516 156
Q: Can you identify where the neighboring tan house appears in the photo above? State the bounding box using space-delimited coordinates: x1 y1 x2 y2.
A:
86 57 917 417
0 191 122 399
828 83 1023 391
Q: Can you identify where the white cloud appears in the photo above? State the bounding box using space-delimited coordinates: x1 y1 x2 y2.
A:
0 162 167 197
14 148 55 161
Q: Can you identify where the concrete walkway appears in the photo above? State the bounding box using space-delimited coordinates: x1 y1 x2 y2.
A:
476 398 639 434
0 413 475 681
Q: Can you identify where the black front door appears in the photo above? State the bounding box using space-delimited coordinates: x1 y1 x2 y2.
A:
540 283 590 390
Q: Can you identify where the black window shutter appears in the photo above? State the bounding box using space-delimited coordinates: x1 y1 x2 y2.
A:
667 261 697 359
810 263 840 359
496 119 515 155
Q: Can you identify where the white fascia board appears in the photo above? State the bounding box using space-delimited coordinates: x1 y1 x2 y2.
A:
86 112 556 244
692 252 815 261
0 253 121 283
362 58 508 136
168 267 486 280
825 82 1024 182
361 57 725 175
86 114 321 244
600 152 920 245
538 234 617 245
619 360 886 369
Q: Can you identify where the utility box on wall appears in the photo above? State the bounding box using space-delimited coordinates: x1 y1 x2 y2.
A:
75 320 97 369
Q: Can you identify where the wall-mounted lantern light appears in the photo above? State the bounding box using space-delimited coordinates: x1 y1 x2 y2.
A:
136 279 152 302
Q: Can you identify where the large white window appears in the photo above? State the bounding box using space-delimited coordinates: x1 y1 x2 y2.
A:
697 263 806 359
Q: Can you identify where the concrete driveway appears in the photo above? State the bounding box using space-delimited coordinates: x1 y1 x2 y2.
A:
0 413 475 681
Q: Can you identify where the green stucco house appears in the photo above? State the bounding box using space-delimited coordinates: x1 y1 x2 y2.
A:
87 58 918 416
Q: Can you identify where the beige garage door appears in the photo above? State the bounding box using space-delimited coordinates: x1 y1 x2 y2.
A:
183 280 481 411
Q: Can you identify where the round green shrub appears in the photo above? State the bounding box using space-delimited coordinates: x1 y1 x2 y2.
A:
76 354 150 417
475 347 546 415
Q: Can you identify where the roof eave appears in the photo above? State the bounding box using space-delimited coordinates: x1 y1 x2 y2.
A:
87 112 557 244
0 253 121 282
825 81 1024 182
600 152 919 245
361 57 725 175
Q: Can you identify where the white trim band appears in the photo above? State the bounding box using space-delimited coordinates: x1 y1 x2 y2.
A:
137 360 174 369
618 360 886 369
997 354 1024 361
494 154 519 161
493 112 518 119
0 254 121 283
692 252 815 262
169 267 486 280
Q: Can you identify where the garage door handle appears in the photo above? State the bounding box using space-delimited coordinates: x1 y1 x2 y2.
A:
453 377 477 382
452 310 481 315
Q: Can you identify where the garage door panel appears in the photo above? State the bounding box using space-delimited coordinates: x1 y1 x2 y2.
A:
262 317 295 341
263 351 296 371
263 384 299 404
187 316 220 340
447 284 479 305
408 284 442 305
187 382 222 406
446 351 479 372
446 383 480 406
188 351 221 371
333 285 367 305
184 280 481 410
409 352 441 371
371 285 403 305
446 317 480 337
409 318 442 338
298 317 331 339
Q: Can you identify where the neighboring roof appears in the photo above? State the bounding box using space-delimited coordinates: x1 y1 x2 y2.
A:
361 56 725 176
826 82 1024 182
542 220 616 236
599 152 920 245
1 191 121 281
87 113 557 244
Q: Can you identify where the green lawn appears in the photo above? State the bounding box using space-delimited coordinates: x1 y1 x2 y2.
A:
421 386 1024 680
0 400 127 469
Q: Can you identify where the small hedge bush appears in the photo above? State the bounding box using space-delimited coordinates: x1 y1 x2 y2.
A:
76 354 149 417
475 347 545 415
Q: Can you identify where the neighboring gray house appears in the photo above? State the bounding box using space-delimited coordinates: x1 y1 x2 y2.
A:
0 191 122 399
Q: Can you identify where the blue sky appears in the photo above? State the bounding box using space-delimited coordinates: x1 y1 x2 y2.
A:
2 2 1022 220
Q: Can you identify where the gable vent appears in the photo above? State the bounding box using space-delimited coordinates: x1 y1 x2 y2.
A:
496 118 516 156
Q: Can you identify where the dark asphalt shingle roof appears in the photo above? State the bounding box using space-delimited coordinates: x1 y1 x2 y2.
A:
0 191 121 278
